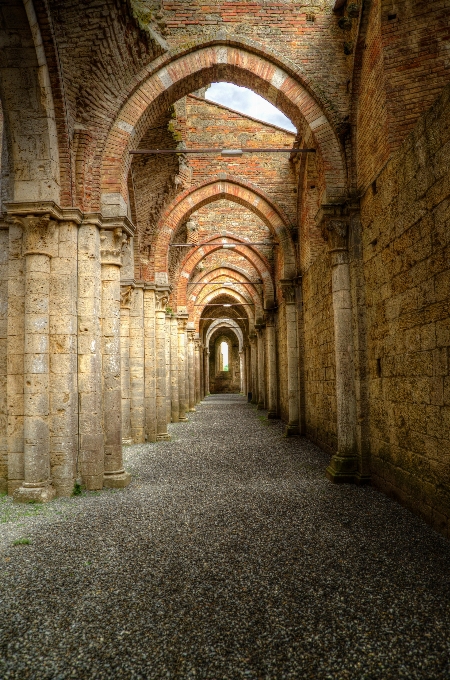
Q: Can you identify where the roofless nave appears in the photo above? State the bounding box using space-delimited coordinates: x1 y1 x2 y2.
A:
1 0 450 676
0 2 449 535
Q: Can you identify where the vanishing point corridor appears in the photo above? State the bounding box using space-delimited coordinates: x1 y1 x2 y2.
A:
1 396 449 679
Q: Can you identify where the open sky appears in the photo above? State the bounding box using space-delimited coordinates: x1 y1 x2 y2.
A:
205 83 297 133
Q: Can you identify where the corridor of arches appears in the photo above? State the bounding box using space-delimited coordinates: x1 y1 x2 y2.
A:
0 0 450 673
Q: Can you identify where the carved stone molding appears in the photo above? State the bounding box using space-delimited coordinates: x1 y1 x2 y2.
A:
177 314 188 332
264 310 276 326
155 288 170 312
323 219 349 253
12 213 59 258
120 285 133 309
100 227 127 266
280 279 297 304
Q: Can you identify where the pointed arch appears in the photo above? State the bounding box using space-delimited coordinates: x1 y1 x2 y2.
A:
98 40 347 217
155 177 296 279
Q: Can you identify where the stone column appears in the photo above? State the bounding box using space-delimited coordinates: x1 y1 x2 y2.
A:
255 323 266 410
280 280 300 436
185 325 189 407
155 288 170 440
129 284 145 443
0 227 8 493
49 216 79 497
265 312 278 419
77 217 105 489
245 344 251 401
100 228 130 488
204 347 210 396
187 323 196 412
165 312 171 426
120 285 133 445
319 208 358 483
170 314 179 422
177 315 188 421
239 350 245 394
144 285 157 442
249 334 258 405
194 335 201 404
13 214 56 502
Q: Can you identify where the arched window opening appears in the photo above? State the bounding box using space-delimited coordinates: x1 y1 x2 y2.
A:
220 341 229 372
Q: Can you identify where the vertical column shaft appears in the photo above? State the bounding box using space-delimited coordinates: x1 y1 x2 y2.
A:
194 337 201 404
77 221 104 490
120 286 132 444
204 348 210 396
101 228 130 488
281 281 300 436
250 336 258 405
0 229 8 493
321 215 358 482
256 326 266 410
13 215 57 501
265 317 278 419
165 313 171 426
187 324 195 411
144 286 157 442
49 219 78 496
170 315 179 422
129 285 145 443
155 289 170 440
178 316 188 421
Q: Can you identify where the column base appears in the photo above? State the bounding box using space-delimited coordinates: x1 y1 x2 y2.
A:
267 411 278 419
122 438 133 446
326 455 358 484
13 483 56 504
189 408 196 412
103 470 131 489
355 473 371 485
179 416 188 422
156 433 171 441
284 424 300 437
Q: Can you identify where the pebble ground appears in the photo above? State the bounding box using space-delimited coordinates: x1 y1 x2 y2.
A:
1 394 450 679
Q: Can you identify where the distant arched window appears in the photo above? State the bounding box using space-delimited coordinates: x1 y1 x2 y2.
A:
220 341 229 371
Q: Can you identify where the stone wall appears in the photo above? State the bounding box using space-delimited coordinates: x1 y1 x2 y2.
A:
302 251 337 454
361 82 450 535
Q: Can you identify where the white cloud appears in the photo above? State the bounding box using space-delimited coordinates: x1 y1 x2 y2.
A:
205 83 296 133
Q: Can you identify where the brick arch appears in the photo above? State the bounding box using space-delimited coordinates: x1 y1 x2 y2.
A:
99 41 347 217
186 268 263 318
174 237 274 308
206 320 244 352
157 178 295 279
193 288 258 331
186 267 263 307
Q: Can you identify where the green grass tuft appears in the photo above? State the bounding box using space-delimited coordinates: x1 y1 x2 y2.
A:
72 482 83 496
13 537 30 546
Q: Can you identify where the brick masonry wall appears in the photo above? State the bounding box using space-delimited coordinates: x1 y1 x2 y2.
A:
361 82 450 536
354 0 450 193
184 95 297 224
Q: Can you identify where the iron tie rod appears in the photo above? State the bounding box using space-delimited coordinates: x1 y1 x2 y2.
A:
130 148 316 156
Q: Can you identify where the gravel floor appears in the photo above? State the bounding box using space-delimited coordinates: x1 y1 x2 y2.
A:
1 394 450 679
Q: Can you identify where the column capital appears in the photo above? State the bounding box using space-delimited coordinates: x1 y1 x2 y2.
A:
100 227 129 267
264 310 276 326
177 314 189 332
316 203 352 254
279 279 297 304
155 287 171 312
120 284 134 309
7 212 59 258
